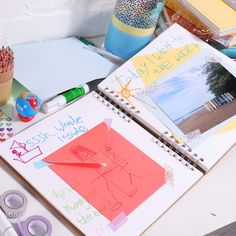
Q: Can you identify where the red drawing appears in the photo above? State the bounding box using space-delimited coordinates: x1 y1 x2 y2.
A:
44 122 166 221
10 140 42 163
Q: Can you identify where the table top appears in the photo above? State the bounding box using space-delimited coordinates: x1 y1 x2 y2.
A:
0 161 75 236
145 145 236 236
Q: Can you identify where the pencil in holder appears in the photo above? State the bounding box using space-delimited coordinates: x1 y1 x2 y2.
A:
104 0 165 60
0 46 14 106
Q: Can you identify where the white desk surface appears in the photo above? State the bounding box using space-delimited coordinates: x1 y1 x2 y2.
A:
0 161 75 236
1 137 235 236
145 145 236 236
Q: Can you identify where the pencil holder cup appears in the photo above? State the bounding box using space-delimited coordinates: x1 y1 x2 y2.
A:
104 0 165 60
0 68 13 106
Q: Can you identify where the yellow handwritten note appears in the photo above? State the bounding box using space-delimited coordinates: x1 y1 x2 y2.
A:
132 44 201 85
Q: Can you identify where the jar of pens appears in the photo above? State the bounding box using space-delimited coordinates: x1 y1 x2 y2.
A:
0 46 14 106
104 0 165 60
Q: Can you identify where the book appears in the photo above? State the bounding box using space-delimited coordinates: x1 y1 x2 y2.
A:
164 3 236 48
0 24 234 235
163 7 216 45
223 0 236 11
165 0 209 31
177 0 236 37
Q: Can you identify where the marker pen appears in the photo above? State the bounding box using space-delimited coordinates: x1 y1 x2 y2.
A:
41 78 105 114
77 36 96 46
41 84 89 114
83 45 125 64
0 209 18 236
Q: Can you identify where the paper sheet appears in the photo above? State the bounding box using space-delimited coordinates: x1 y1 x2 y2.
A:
11 37 116 101
44 122 166 221
132 44 201 85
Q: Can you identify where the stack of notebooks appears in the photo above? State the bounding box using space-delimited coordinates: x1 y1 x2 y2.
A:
178 0 236 36
0 24 236 235
164 0 236 47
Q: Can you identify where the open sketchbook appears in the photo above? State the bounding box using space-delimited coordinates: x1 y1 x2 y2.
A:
0 23 234 235
99 23 236 173
0 92 202 235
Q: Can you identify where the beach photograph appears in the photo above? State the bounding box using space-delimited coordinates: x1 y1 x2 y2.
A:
149 59 236 136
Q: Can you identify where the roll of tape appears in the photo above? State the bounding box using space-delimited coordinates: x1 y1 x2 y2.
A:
17 215 52 236
0 190 28 219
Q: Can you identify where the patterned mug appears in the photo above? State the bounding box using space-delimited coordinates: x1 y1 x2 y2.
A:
104 0 165 60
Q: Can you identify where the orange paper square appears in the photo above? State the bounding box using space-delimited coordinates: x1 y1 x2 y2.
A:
44 122 165 221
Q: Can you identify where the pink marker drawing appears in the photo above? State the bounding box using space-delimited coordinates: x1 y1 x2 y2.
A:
10 140 42 163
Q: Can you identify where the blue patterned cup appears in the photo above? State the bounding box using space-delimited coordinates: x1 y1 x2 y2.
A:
105 0 165 60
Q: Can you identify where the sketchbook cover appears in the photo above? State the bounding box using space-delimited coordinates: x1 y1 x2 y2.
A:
0 92 202 235
99 23 236 171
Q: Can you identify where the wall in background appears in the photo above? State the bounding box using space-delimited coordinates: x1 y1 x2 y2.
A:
0 0 116 45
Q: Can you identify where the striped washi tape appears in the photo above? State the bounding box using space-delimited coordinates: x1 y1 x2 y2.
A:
17 215 52 236
0 190 28 219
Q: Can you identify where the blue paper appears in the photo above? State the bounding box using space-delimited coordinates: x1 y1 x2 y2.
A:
11 38 116 101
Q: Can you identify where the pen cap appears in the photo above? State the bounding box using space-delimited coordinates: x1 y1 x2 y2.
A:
41 84 89 114
104 0 165 60
41 95 66 113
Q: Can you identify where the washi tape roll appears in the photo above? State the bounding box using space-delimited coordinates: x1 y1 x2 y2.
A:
0 190 28 219
17 215 52 236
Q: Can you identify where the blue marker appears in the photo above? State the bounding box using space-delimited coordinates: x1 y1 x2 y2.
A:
220 46 236 58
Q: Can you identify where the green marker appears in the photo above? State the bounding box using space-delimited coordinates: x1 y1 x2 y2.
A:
63 85 88 103
41 78 105 113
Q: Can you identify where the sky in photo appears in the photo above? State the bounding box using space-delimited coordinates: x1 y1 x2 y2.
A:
150 61 215 122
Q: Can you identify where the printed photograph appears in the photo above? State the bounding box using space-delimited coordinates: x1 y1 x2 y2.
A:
149 59 236 136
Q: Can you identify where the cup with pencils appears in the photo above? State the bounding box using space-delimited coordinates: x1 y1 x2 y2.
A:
0 46 14 106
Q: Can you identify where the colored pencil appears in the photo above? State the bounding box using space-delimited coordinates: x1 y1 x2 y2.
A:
0 46 14 73
44 160 107 168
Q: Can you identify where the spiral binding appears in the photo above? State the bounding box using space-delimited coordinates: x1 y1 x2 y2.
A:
94 89 207 174
103 87 141 117
152 131 207 173
93 90 132 122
